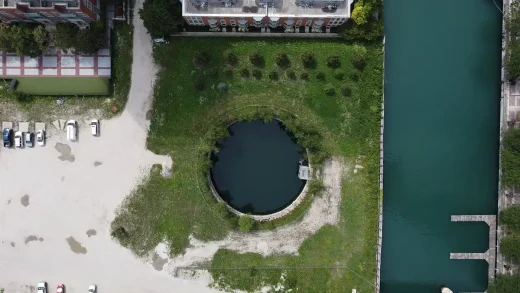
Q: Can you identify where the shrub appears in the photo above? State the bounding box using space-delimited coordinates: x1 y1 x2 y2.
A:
488 275 520 293
307 180 325 196
326 55 341 68
301 51 316 68
252 68 262 79
500 234 520 261
240 68 250 78
268 70 279 80
333 70 345 80
239 214 255 232
351 44 368 70
316 71 325 80
224 50 239 66
249 50 263 66
275 51 290 67
193 51 210 68
111 226 129 241
195 79 205 91
349 71 359 82
502 128 520 188
341 86 352 97
324 84 335 95
300 72 309 80
500 205 520 232
286 69 296 79
223 67 233 78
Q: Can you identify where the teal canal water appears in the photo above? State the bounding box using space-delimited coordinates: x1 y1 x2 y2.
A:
382 0 502 292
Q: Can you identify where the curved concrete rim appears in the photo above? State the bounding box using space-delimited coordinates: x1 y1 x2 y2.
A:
207 119 311 222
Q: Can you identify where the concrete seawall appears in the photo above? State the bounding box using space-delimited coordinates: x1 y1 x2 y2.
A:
375 37 386 293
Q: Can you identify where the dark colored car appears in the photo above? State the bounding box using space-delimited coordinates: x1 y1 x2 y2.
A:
3 128 13 147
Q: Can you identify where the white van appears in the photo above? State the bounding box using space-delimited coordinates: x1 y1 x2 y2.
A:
66 120 77 141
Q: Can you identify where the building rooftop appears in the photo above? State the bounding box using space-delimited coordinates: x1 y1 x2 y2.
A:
0 0 78 9
184 0 352 17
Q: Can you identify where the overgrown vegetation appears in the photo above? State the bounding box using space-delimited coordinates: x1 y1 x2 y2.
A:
339 0 384 42
488 275 520 293
506 3 520 80
111 38 383 292
0 24 49 57
53 22 105 54
111 22 134 111
501 128 520 188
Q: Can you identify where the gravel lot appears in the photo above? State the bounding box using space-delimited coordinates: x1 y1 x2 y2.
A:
0 0 219 292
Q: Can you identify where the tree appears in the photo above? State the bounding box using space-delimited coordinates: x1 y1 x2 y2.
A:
351 1 371 26
11 25 43 58
500 205 520 232
301 51 316 68
507 3 520 39
275 51 290 67
139 0 183 37
53 23 79 51
33 25 49 54
502 128 520 188
351 44 368 70
0 25 14 52
506 39 520 81
500 233 520 261
238 214 255 232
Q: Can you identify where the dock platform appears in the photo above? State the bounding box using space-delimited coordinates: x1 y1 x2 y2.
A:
450 215 497 283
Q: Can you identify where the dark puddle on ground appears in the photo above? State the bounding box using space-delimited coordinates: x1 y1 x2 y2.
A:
152 253 168 271
86 229 97 237
94 161 102 167
55 143 75 162
20 194 30 207
10 242 15 247
61 176 65 182
24 236 44 244
66 237 87 254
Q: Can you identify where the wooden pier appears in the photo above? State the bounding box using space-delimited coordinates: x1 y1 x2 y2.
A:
450 215 497 283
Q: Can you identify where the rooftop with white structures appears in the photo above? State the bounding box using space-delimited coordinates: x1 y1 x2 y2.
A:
183 0 353 18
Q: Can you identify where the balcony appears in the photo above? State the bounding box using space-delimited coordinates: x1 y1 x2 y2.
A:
184 0 267 16
0 0 78 9
268 0 350 18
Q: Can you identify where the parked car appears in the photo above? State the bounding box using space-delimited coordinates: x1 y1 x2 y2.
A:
37 282 47 293
14 131 23 148
36 129 45 146
3 128 12 147
90 119 99 136
88 284 96 293
56 284 65 293
25 132 33 147
66 120 77 141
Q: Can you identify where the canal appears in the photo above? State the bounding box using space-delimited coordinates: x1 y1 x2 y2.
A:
381 0 502 292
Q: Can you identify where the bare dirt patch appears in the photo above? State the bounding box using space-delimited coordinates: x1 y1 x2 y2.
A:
65 237 87 254
86 229 97 237
55 143 75 162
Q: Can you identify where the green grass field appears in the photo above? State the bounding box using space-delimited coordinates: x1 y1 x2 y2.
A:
111 38 383 293
15 77 109 95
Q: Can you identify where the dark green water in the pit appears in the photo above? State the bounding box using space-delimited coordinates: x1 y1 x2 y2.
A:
210 120 306 215
382 0 501 292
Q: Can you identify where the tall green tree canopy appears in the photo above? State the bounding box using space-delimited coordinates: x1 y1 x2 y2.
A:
139 0 183 36
0 24 47 57
502 128 520 188
500 205 520 232
488 275 520 293
53 22 104 54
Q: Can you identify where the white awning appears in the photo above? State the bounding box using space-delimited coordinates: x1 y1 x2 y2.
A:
253 16 263 21
314 20 324 25
208 19 217 24
269 17 279 22
238 19 248 24
285 19 294 25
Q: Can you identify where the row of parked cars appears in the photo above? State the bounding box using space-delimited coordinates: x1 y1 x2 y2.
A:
2 119 100 147
3 128 45 148
37 282 96 293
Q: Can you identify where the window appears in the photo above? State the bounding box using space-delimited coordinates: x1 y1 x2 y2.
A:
87 1 92 10
230 18 236 26
186 16 204 26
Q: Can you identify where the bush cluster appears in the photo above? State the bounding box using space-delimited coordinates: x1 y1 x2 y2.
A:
193 51 210 68
326 55 341 68
301 51 316 68
249 50 263 66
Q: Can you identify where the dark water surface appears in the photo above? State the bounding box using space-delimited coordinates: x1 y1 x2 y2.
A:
210 121 305 215
382 0 502 292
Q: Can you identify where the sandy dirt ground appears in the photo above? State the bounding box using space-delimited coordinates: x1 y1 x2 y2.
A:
0 0 219 292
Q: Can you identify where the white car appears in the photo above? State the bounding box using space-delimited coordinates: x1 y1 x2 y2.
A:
37 282 47 293
25 132 33 147
66 120 77 141
14 131 23 148
36 129 45 146
90 119 99 136
88 284 96 293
